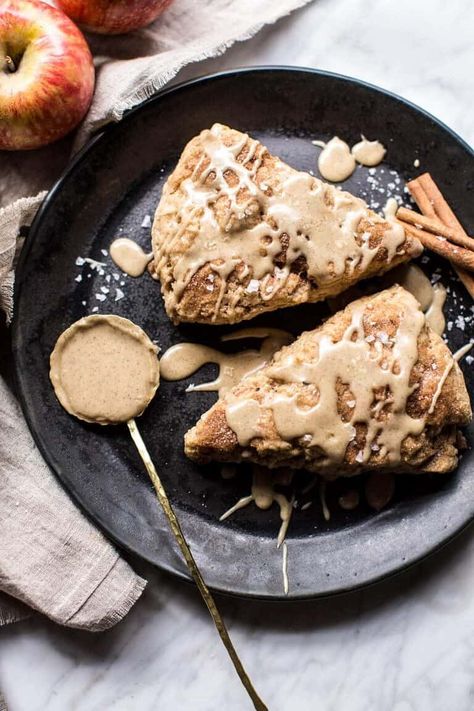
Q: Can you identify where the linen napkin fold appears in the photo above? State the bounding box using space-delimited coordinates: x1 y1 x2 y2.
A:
0 194 46 322
0 377 146 630
82 0 313 136
0 0 312 630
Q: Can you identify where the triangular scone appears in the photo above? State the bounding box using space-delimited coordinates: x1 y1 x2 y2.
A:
185 287 472 477
151 124 422 325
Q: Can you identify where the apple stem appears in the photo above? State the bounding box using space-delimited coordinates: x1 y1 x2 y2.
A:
4 56 16 73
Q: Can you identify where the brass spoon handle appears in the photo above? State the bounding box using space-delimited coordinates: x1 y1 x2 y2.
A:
127 419 267 711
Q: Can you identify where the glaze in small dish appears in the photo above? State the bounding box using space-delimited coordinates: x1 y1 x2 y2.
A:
13 68 474 599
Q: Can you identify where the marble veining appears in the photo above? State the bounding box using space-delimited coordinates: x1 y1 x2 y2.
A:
1 0 473 708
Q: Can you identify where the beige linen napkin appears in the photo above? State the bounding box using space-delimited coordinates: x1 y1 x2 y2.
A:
0 0 311 630
0 194 46 322
0 377 146 630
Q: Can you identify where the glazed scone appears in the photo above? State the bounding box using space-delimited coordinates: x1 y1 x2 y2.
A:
151 124 422 325
185 286 472 477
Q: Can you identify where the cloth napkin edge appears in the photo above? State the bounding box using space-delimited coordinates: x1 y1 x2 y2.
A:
0 191 47 323
91 0 312 133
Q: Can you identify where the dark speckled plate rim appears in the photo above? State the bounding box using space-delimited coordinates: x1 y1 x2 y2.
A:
12 66 474 600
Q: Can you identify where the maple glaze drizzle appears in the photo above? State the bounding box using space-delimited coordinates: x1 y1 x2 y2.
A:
219 467 294 548
160 329 293 396
223 289 455 470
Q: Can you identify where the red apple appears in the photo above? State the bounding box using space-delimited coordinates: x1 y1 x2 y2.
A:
55 0 173 35
0 0 94 150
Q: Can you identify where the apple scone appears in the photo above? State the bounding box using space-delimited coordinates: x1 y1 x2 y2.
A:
151 124 422 325
184 287 472 477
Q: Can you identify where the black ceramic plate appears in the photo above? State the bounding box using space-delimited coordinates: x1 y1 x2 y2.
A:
13 68 474 599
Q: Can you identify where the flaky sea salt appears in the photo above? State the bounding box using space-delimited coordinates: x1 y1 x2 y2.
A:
141 214 151 228
115 288 124 301
95 293 106 302
75 274 82 282
84 257 106 270
246 279 259 293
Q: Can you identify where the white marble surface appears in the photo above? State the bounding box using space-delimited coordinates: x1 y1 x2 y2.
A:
1 0 474 709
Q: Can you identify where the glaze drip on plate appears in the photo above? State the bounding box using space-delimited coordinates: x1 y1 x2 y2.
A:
219 466 294 548
312 134 386 181
160 328 292 395
110 238 153 277
312 137 356 182
351 136 386 167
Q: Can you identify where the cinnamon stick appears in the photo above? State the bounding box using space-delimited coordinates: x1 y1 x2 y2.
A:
455 268 474 299
417 173 464 231
397 207 474 251
399 222 474 272
407 178 436 217
405 173 474 295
